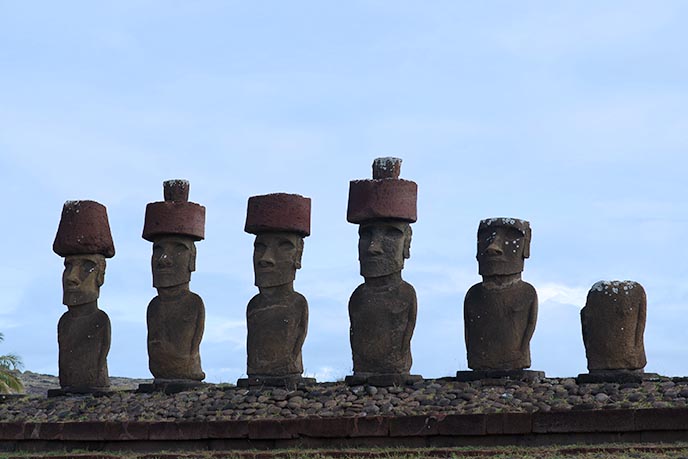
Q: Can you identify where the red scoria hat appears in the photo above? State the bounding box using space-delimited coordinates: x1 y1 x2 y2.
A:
245 193 311 237
347 157 417 224
53 200 115 258
142 179 205 242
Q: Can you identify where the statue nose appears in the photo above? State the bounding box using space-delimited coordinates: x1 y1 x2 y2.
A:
65 268 80 286
258 248 276 267
157 252 173 267
258 258 275 267
367 238 384 255
485 242 503 256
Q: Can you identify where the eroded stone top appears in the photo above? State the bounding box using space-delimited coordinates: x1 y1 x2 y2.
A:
590 280 640 296
480 217 530 233
163 179 190 202
372 157 402 179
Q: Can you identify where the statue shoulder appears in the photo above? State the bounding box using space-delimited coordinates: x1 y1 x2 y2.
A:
519 281 538 297
186 291 205 308
464 282 484 301
400 280 417 295
93 308 111 328
349 283 367 301
292 291 308 307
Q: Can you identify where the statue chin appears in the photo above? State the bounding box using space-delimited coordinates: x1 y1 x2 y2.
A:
478 260 524 277
255 271 295 288
153 272 191 289
360 257 404 279
63 291 99 307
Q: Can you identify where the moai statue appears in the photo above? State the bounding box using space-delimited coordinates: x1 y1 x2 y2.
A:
140 180 206 393
238 193 315 389
577 280 656 383
345 157 421 386
51 200 114 396
458 217 544 381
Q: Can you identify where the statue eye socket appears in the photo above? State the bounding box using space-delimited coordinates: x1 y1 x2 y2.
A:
385 227 403 237
254 242 267 250
82 261 96 274
279 241 295 250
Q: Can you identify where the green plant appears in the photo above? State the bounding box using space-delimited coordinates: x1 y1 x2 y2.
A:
0 332 24 393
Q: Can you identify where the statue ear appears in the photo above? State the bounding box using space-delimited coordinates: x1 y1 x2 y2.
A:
189 252 196 272
522 227 531 259
403 226 412 259
96 260 106 287
294 238 304 270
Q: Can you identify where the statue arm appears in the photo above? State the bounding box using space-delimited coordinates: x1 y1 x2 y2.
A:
403 291 417 349
293 296 308 360
191 299 205 355
100 315 111 372
522 294 538 352
463 297 470 356
636 298 646 349
580 308 589 350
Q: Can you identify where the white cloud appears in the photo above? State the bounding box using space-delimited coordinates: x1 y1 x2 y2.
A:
305 366 347 382
537 282 588 308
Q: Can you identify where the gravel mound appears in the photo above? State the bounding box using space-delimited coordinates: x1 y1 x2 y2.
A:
2 376 688 423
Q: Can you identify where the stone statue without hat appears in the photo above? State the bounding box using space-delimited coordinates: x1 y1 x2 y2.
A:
577 280 657 383
458 217 544 382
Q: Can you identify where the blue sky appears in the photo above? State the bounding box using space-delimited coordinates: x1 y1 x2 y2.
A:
1 1 687 382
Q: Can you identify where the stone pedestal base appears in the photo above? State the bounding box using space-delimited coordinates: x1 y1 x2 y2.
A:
137 379 204 395
456 369 545 382
345 373 423 387
237 375 316 390
47 386 112 397
576 370 659 384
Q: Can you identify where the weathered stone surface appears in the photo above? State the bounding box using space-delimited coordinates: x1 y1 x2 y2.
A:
244 195 311 385
347 158 417 224
245 193 311 237
581 280 647 371
464 217 538 372
57 299 110 391
143 180 205 242
347 158 419 383
146 290 205 381
53 200 115 258
53 201 114 393
144 181 205 382
349 279 417 375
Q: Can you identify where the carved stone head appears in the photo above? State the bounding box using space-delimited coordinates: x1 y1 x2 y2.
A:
253 231 304 288
54 200 114 307
347 158 417 280
358 219 411 278
245 193 311 289
476 218 531 277
62 254 106 306
151 235 196 289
